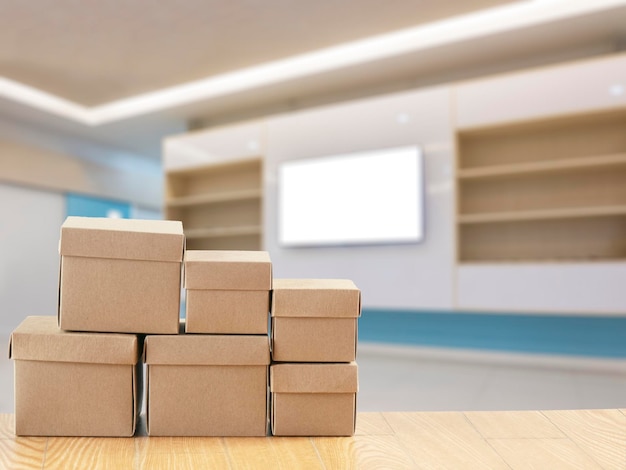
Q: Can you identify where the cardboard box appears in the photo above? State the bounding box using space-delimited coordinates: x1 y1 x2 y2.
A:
271 279 361 362
184 250 272 334
9 316 140 437
144 333 270 436
59 216 184 334
270 362 358 436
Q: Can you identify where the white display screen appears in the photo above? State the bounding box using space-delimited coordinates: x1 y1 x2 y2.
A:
278 146 424 246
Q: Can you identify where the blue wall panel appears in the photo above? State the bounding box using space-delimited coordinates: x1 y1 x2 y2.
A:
359 309 626 358
66 193 131 218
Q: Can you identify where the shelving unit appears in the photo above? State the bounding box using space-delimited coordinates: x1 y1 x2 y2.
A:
457 110 626 262
165 158 263 250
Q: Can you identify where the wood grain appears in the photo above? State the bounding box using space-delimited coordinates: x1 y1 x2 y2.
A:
139 449 229 470
136 436 230 469
355 412 394 436
265 438 323 470
488 438 603 469
0 437 46 470
384 412 509 469
135 435 226 454
0 411 625 469
465 410 565 439
313 435 416 470
543 409 626 470
224 437 322 470
0 414 15 439
44 437 135 470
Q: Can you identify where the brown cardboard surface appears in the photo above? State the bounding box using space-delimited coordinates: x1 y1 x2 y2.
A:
271 279 361 318
60 216 184 262
9 316 138 364
10 316 140 437
147 365 268 437
272 393 356 437
271 317 358 363
144 334 269 436
184 250 271 334
270 363 358 393
184 250 271 290
144 334 270 365
185 290 269 334
270 363 358 437
58 217 184 334
59 256 181 334
270 279 360 362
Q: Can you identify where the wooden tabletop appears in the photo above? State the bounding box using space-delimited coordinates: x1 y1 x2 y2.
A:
0 410 624 469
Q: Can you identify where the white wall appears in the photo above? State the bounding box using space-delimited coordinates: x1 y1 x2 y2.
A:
0 184 64 331
264 86 455 309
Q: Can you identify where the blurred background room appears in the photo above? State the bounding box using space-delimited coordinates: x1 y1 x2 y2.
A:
1 0 626 414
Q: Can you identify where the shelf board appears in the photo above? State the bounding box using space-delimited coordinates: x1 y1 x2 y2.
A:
166 188 261 208
166 157 262 177
458 205 626 224
459 258 626 265
185 225 262 239
458 153 626 180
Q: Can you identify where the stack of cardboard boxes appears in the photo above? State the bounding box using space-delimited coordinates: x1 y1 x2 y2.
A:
145 250 272 436
11 217 184 437
270 279 361 436
9 216 360 438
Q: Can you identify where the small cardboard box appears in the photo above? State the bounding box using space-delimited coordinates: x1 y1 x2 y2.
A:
59 216 184 334
270 362 358 436
184 250 272 334
9 316 140 437
271 279 361 362
144 333 270 436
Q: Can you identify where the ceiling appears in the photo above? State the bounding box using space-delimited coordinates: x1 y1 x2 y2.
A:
0 0 517 105
0 0 624 159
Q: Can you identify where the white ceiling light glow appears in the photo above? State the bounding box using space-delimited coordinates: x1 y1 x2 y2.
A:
0 77 90 122
0 0 622 126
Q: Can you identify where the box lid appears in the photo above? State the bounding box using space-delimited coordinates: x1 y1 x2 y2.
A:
270 363 358 393
9 316 139 365
271 279 361 318
144 334 270 365
59 216 184 262
184 250 272 290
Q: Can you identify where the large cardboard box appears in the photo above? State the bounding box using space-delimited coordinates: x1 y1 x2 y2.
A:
270 362 358 436
59 216 184 334
9 316 140 437
271 279 361 362
184 250 272 334
144 333 270 436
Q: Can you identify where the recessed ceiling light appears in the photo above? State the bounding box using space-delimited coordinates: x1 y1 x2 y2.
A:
609 84 624 96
